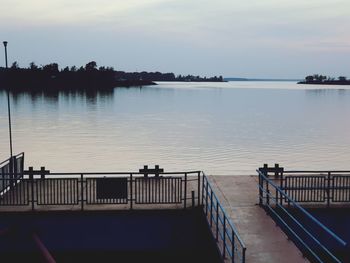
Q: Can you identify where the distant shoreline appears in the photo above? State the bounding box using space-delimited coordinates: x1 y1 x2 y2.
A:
225 78 301 82
298 80 350 85
298 75 350 86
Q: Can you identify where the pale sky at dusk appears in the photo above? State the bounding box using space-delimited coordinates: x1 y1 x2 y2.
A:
1 0 349 78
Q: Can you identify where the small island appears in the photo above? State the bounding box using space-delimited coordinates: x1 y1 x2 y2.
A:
0 61 224 92
298 74 350 85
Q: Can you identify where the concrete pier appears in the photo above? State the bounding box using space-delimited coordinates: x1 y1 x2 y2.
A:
0 173 311 262
209 175 308 263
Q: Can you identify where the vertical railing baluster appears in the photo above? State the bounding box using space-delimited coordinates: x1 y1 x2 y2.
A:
223 215 226 258
280 171 284 206
210 189 213 227
327 172 331 207
205 180 209 216
232 229 235 263
130 173 133 209
216 200 219 241
258 171 262 205
266 176 270 206
29 167 34 211
202 174 205 207
197 171 200 206
80 173 84 211
184 173 187 209
191 190 195 208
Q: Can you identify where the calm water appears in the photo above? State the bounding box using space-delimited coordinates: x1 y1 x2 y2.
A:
1 81 350 175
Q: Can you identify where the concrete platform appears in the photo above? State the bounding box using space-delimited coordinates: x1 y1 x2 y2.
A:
0 175 310 262
209 175 308 263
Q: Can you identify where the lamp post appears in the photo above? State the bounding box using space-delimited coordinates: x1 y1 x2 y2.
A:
3 41 13 158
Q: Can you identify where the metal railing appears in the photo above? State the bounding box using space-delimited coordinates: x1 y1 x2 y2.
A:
258 169 347 263
0 153 24 195
258 164 350 206
202 173 246 263
283 171 350 206
0 167 201 210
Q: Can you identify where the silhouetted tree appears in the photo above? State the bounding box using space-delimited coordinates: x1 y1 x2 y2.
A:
305 75 314 82
11 61 19 69
85 61 97 71
42 63 59 73
29 62 39 70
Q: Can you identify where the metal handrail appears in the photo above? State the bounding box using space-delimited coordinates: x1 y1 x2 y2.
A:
284 170 350 174
258 169 346 262
0 153 25 195
202 172 246 262
0 152 24 167
0 168 202 210
20 171 201 176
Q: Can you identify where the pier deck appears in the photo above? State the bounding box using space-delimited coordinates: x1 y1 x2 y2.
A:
209 175 308 263
0 170 310 262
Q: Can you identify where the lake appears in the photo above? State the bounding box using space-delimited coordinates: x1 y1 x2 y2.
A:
1 81 350 175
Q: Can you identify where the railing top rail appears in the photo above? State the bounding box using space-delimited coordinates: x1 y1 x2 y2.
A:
21 171 201 176
0 157 12 167
0 152 24 167
202 171 247 249
14 152 24 158
257 169 347 247
284 170 350 174
0 159 10 167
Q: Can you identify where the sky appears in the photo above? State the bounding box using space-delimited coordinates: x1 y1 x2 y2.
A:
1 0 349 78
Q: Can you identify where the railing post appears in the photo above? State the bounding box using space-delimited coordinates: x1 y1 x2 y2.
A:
191 190 195 208
216 200 219 241
263 164 268 176
210 189 213 227
80 173 84 211
274 163 279 178
130 173 133 210
12 156 17 187
197 171 200 206
242 247 246 263
184 173 187 209
40 167 46 179
9 156 14 189
223 215 226 258
205 181 209 216
280 170 284 206
20 153 24 177
201 173 205 206
327 172 331 208
259 164 268 205
231 229 235 263
274 163 279 205
258 171 262 205
28 166 34 211
266 176 270 206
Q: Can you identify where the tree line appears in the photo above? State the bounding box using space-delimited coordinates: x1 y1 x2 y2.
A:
0 61 224 91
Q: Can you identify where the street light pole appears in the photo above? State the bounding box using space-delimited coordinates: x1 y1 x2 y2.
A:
3 41 13 158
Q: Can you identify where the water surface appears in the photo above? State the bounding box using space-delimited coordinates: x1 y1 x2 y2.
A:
1 81 350 175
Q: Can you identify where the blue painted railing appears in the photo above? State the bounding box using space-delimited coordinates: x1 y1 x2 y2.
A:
0 153 24 195
202 173 246 263
258 169 346 263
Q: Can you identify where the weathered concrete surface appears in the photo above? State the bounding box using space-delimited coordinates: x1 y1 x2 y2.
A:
209 175 308 263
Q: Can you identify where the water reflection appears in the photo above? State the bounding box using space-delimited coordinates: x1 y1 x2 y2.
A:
9 89 115 108
305 88 350 96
